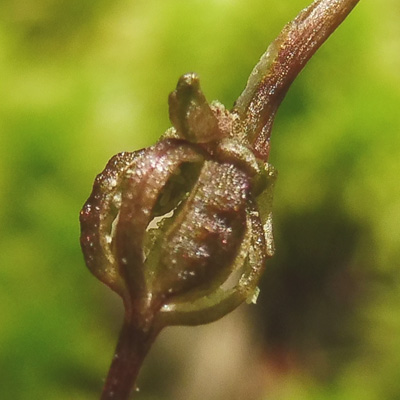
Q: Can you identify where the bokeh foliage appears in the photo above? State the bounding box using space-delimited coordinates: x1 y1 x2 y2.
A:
0 1 399 399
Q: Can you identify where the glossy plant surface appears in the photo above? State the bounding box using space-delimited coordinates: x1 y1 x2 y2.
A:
80 1 361 399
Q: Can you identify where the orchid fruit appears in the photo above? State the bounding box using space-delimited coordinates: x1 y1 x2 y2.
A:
79 1 361 398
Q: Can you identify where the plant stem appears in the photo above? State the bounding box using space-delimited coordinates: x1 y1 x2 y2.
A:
234 0 361 160
100 318 161 400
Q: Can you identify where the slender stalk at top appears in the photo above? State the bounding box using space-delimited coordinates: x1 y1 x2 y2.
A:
234 0 361 160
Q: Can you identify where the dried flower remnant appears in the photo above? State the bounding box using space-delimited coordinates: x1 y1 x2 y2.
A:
79 0 360 399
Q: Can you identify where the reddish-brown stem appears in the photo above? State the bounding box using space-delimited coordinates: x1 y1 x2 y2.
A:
234 0 361 160
100 319 161 400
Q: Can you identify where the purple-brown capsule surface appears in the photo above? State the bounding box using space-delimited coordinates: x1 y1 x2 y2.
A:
80 74 276 328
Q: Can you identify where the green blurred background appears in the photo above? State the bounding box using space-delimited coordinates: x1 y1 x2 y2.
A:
1 0 399 399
